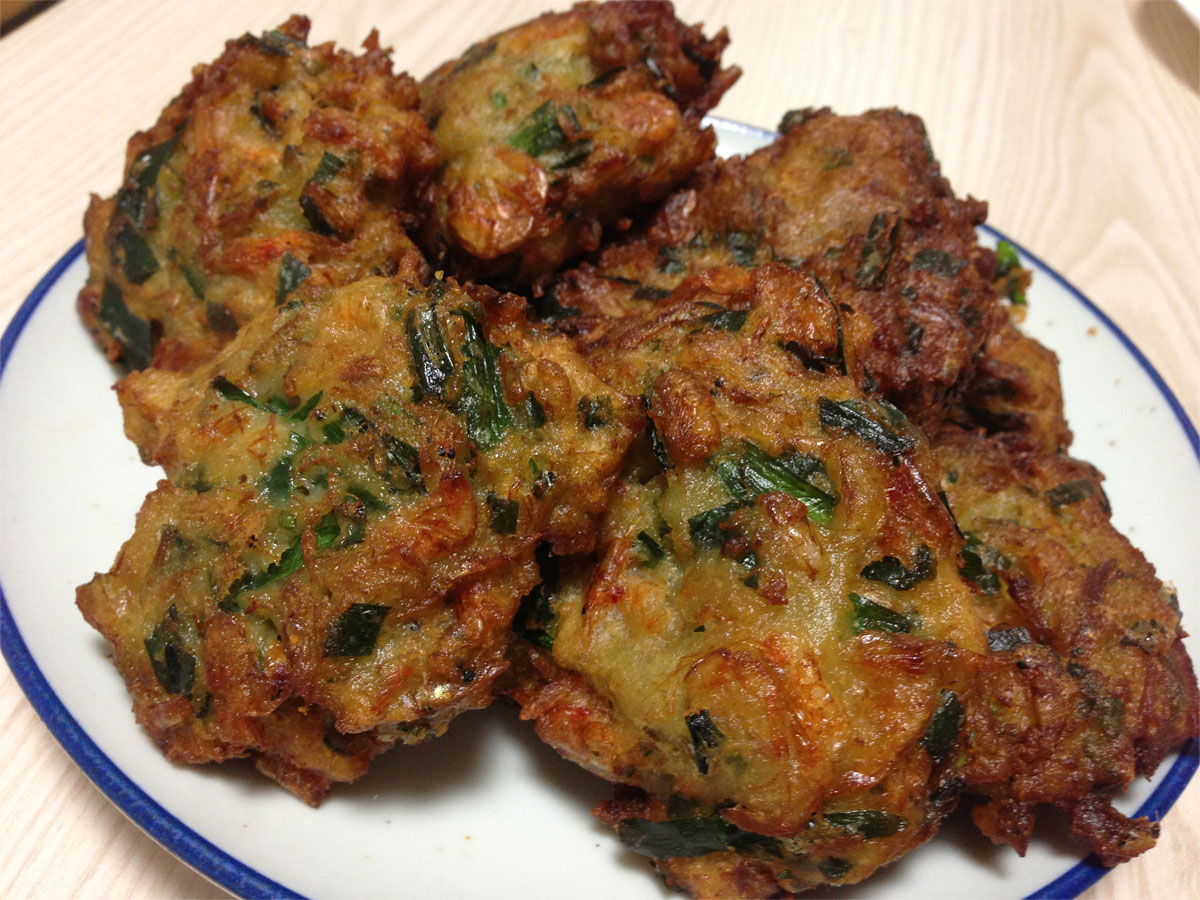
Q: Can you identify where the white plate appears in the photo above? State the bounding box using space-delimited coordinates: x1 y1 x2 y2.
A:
1 119 1196 900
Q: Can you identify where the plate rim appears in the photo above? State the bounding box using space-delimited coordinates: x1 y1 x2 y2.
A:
2 121 1197 900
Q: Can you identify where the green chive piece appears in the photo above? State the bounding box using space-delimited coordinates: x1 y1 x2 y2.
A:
850 593 913 634
324 603 390 657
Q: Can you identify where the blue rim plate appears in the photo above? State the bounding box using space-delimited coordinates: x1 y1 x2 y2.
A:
2 119 1196 900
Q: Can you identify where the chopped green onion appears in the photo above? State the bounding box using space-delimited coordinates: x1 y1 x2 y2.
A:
508 100 567 157
818 858 852 880
1047 479 1094 507
98 280 154 369
249 91 278 136
115 223 159 283
455 308 514 449
144 605 196 695
299 195 335 236
407 301 455 401
617 816 782 858
179 262 206 300
696 302 748 333
275 252 311 305
635 530 665 568
714 440 837 526
823 810 906 839
647 421 672 470
578 396 611 430
633 284 672 301
688 502 741 550
524 392 547 428
322 420 346 444
819 397 914 455
314 512 341 549
487 494 519 534
911 248 966 278
507 100 591 168
725 231 759 267
211 375 319 421
529 459 556 498
685 710 724 775
262 454 293 504
310 152 345 184
855 213 897 288
382 434 424 493
994 240 1020 278
921 690 964 763
129 129 181 193
861 545 934 591
348 484 388 512
291 390 323 421
850 593 913 634
986 626 1031 652
958 534 1007 594
220 537 304 611
516 545 559 650
323 603 390 657
255 28 305 56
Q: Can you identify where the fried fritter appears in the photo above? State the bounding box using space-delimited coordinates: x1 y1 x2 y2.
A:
934 420 1197 863
78 275 640 802
508 264 990 890
77 484 392 805
78 16 436 373
419 0 738 287
69 5 1197 885
507 262 1196 894
552 108 1002 430
890 239 1199 865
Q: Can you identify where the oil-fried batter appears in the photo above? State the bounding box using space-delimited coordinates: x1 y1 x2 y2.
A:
78 16 436 373
68 4 1197 886
552 108 1002 430
508 264 990 890
510 263 1197 895
78 275 640 802
935 417 1197 863
77 485 391 805
419 0 738 286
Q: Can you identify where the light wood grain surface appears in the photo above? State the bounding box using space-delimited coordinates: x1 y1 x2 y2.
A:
1 2 1197 898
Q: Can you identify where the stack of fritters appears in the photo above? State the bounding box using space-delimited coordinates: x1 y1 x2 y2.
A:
74 2 1195 894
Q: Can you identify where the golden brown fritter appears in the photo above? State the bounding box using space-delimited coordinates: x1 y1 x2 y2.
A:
910 258 1197 865
77 484 391 805
78 275 640 802
552 108 1002 431
935 427 1198 863
419 0 738 287
505 263 1195 894
78 15 436 373
508 264 991 891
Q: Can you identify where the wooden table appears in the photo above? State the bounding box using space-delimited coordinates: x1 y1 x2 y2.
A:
1 1 1196 897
